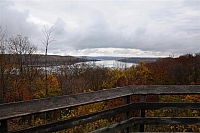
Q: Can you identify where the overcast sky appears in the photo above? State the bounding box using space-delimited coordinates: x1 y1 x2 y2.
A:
0 0 200 57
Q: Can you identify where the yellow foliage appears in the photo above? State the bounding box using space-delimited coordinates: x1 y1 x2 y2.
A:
33 74 61 99
60 89 108 132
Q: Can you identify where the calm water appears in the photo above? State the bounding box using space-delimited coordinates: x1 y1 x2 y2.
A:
84 60 137 68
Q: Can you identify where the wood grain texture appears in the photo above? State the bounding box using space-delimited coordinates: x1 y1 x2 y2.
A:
90 117 200 133
1 85 200 121
0 85 200 133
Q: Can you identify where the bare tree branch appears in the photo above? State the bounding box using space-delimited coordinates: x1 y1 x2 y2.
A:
39 26 56 98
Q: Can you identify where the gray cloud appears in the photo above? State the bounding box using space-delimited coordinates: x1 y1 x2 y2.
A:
1 1 40 37
1 0 199 57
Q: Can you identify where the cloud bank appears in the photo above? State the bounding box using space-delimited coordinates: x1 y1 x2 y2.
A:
1 0 200 57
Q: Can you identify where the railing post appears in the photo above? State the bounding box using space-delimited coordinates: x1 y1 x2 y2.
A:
139 95 146 132
0 120 8 133
121 95 130 133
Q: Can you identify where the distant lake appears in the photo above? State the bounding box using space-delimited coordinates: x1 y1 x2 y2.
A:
83 60 137 68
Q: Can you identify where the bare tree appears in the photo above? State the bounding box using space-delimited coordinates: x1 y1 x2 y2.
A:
7 35 37 101
39 26 56 98
0 26 7 103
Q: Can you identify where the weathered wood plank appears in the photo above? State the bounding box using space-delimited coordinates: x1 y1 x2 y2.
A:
139 95 146 132
130 85 200 95
135 117 200 125
1 85 200 133
0 86 132 121
8 102 200 133
122 96 130 133
8 101 137 133
131 102 200 110
1 85 200 121
8 102 132 133
90 117 200 133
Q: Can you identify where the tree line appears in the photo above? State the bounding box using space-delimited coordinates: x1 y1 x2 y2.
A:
147 53 200 85
1 27 200 103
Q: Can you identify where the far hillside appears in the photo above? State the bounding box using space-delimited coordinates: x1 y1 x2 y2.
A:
1 54 89 67
118 57 160 64
146 53 200 85
35 55 88 66
80 56 160 63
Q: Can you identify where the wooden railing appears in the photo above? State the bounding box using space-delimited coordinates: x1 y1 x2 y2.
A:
0 85 200 133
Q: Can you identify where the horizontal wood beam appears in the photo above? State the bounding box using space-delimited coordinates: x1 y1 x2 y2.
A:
130 85 200 95
7 101 136 133
132 102 200 110
1 85 200 121
0 86 132 121
133 117 200 125
8 102 200 133
90 117 200 133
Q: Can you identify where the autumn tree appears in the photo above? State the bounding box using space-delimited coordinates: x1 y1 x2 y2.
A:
33 74 61 98
147 54 200 85
53 63 76 95
39 26 56 98
102 68 122 89
124 65 137 85
189 53 200 84
0 26 9 103
6 35 37 101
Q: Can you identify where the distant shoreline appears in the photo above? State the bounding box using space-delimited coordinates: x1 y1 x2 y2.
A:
79 56 161 64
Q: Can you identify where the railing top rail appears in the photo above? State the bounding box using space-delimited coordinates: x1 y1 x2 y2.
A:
0 85 200 121
130 85 200 95
0 86 132 121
